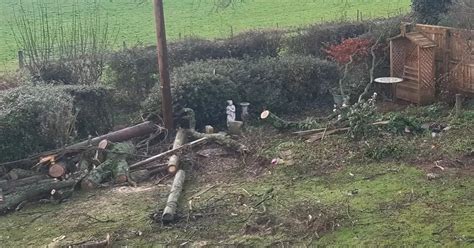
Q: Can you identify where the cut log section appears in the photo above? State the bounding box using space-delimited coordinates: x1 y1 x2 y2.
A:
161 169 185 223
49 162 67 178
167 129 187 174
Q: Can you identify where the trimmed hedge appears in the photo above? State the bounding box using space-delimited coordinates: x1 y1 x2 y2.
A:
143 56 339 127
0 86 74 162
0 85 113 162
106 30 283 104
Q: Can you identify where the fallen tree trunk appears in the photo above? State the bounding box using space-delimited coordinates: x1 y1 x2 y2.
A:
0 175 49 193
161 169 185 223
187 130 248 153
3 169 40 180
0 122 160 171
0 178 76 214
167 129 187 174
130 137 208 170
68 121 159 150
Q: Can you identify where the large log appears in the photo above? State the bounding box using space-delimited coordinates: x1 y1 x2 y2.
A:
4 169 40 180
161 169 185 223
167 129 187 174
0 175 49 193
0 122 160 171
67 121 159 150
0 179 76 214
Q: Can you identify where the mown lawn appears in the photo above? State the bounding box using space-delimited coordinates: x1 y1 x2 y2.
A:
0 0 411 70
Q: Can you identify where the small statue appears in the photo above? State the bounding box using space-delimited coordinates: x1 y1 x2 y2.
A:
226 100 236 126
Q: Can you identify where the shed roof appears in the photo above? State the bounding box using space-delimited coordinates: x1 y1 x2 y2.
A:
390 32 437 48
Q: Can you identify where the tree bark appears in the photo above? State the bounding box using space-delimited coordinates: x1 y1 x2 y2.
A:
167 129 187 174
0 179 76 214
0 175 49 194
4 169 40 180
161 169 185 223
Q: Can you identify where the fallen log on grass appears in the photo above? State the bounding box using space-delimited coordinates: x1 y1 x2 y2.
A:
167 129 187 174
0 178 77 214
160 169 185 223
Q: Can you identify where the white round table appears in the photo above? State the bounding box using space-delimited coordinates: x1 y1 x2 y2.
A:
374 77 403 101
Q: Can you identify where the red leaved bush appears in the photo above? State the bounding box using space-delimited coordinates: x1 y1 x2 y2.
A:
324 38 373 64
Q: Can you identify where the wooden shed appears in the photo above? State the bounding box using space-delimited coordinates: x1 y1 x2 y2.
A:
390 23 474 104
390 27 436 104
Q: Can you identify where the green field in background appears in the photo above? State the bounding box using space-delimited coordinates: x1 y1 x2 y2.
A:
0 0 411 71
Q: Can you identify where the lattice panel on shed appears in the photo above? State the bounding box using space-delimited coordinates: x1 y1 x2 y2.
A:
390 39 407 77
419 47 435 89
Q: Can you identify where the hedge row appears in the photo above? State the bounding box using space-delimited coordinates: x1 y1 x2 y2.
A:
142 56 339 127
0 85 113 162
106 30 283 102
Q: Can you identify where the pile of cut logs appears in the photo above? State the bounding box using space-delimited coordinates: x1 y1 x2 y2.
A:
0 118 247 222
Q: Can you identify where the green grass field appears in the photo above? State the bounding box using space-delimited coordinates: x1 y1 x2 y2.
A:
0 0 411 71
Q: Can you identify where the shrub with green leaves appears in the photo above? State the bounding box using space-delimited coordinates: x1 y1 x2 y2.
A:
0 85 113 162
143 56 338 127
61 85 114 137
0 86 74 162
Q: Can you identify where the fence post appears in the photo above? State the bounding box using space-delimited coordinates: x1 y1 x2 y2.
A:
18 50 24 69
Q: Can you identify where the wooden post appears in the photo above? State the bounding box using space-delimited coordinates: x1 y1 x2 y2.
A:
455 94 463 118
153 0 174 130
18 51 24 69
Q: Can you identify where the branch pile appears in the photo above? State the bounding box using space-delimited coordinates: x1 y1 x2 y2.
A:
0 117 247 218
